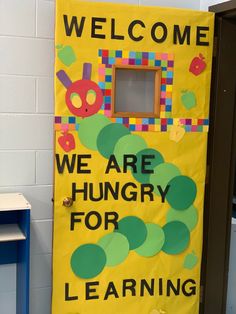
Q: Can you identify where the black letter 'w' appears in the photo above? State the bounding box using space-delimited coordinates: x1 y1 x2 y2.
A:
63 15 85 37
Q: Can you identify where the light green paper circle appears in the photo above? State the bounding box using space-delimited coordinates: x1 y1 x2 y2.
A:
166 175 197 210
149 163 181 196
132 148 164 184
113 134 147 167
162 221 190 255
166 205 198 231
98 232 129 266
78 114 111 150
135 223 165 257
71 243 106 279
183 252 198 269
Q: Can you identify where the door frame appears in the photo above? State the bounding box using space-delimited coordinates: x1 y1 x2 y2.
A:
202 1 236 313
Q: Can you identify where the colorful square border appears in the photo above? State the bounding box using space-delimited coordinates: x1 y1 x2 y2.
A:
54 50 209 133
98 49 174 120
54 116 209 133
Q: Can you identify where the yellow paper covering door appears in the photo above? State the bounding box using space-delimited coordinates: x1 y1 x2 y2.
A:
53 1 214 313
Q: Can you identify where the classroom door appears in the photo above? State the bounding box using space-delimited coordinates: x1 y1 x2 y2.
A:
52 2 214 313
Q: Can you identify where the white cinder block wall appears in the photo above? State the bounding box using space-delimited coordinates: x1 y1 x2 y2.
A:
0 0 54 313
2 0 226 313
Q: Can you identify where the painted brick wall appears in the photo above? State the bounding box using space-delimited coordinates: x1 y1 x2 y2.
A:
0 0 201 313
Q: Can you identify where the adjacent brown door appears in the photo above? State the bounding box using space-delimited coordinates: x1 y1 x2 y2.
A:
202 2 236 313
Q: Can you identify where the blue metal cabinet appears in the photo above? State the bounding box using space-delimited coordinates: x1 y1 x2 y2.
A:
0 193 31 314
227 219 236 314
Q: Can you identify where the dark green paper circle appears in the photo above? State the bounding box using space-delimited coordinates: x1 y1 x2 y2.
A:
132 148 164 184
162 221 190 255
115 216 147 250
166 175 197 210
71 244 106 279
97 123 130 159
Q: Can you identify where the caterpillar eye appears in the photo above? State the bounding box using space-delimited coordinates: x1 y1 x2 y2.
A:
86 89 97 105
70 93 82 108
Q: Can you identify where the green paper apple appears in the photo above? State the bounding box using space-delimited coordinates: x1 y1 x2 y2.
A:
56 44 76 67
181 90 196 110
183 251 198 269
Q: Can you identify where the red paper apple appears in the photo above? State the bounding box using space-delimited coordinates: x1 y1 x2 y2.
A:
189 54 206 76
58 132 75 152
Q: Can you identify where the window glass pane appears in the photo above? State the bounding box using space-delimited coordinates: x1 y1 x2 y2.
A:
114 69 155 114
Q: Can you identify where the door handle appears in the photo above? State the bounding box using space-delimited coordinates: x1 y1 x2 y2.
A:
63 197 73 207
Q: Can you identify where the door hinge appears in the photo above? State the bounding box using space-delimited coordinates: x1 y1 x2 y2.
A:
200 285 204 304
213 36 218 57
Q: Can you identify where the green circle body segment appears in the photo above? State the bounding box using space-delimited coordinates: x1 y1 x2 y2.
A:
115 216 147 250
97 123 130 159
167 205 198 231
132 148 164 184
149 163 181 196
183 252 198 269
98 232 129 266
113 134 147 167
135 223 165 257
166 175 197 210
162 221 190 255
78 114 111 150
71 243 106 279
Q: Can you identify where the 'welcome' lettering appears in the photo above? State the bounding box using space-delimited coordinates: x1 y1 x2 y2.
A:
62 15 209 46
